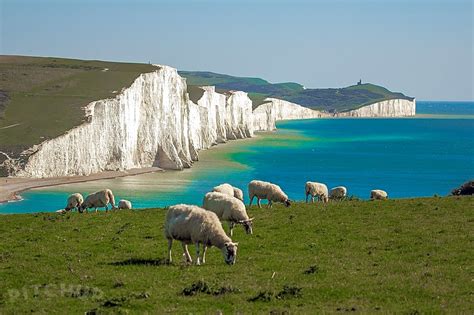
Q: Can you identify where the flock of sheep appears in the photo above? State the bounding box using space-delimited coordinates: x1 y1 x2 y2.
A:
59 180 388 265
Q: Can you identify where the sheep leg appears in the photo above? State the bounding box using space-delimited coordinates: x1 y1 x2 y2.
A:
249 195 254 208
105 205 108 212
195 242 201 265
181 242 192 263
312 196 315 203
167 239 173 263
268 200 273 208
305 193 309 203
229 222 234 237
95 207 98 213
257 198 262 208
202 245 207 264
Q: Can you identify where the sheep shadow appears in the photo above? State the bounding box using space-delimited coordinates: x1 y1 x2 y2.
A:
109 257 169 266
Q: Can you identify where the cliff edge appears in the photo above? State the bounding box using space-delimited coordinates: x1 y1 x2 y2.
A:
5 65 324 178
335 99 416 117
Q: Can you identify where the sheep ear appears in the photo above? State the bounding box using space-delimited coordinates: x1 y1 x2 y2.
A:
233 242 239 247
248 217 254 221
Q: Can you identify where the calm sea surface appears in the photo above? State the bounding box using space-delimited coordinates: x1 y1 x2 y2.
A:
1 101 473 214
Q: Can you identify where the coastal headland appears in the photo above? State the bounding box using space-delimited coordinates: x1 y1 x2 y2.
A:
0 56 416 202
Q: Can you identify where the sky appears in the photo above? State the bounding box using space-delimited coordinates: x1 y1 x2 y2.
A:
1 0 472 100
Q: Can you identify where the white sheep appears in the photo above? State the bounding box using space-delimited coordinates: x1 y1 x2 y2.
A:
371 189 388 200
203 192 253 236
212 183 244 201
305 181 328 203
79 189 116 213
64 193 84 211
118 199 132 209
164 204 238 265
329 186 347 200
248 180 291 208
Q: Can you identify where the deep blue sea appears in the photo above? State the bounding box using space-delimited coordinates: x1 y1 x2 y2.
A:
1 101 473 214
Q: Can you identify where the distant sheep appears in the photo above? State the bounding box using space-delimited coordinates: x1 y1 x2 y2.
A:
65 193 84 211
118 199 132 210
212 183 244 201
305 182 328 203
79 189 116 213
203 192 253 236
370 189 388 200
329 186 347 200
164 204 238 265
248 180 291 208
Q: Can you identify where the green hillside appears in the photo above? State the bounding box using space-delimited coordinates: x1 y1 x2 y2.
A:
0 56 155 159
0 197 472 313
179 71 414 111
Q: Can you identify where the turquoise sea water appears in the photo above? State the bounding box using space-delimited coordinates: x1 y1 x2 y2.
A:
416 101 474 115
1 101 473 214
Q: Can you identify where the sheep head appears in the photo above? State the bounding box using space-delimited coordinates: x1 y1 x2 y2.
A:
240 218 254 235
222 242 238 265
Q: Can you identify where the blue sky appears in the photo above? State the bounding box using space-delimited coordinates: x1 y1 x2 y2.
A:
1 0 472 100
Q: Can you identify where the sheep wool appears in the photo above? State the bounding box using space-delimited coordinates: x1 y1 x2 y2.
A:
248 180 290 208
118 199 132 209
329 186 347 200
65 193 84 211
212 183 244 201
371 189 388 200
203 192 253 236
80 189 116 212
164 204 238 265
305 182 329 203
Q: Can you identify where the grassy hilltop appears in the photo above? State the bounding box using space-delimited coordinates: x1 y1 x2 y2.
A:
180 71 414 111
0 56 155 159
0 197 472 313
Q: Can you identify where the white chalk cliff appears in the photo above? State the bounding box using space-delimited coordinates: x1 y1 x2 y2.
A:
11 65 415 178
253 98 329 130
335 99 416 117
14 66 324 178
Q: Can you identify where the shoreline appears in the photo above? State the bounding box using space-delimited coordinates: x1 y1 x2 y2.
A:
0 167 162 204
2 113 471 206
0 134 264 205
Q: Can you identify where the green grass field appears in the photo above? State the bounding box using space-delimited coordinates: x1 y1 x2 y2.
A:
0 56 155 157
0 197 472 314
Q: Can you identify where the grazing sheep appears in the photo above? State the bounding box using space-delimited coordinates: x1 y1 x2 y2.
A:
212 183 244 201
118 199 132 209
248 180 291 208
451 180 474 196
371 189 388 200
79 189 116 213
65 193 84 211
164 204 238 265
305 182 329 203
329 186 347 200
203 192 253 236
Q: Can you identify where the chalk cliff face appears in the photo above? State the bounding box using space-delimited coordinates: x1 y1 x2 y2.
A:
253 98 328 130
335 99 416 118
19 65 198 177
10 65 415 178
14 66 323 178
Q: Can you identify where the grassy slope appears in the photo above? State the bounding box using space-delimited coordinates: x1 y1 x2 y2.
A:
0 197 472 314
179 71 413 111
0 56 155 156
